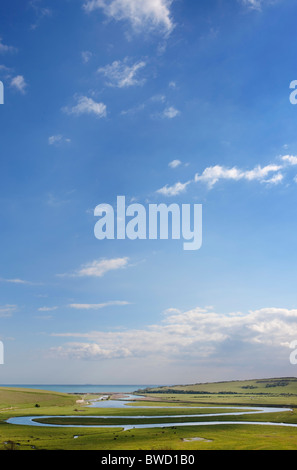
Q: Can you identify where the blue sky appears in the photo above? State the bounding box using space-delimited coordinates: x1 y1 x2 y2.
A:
1 0 297 385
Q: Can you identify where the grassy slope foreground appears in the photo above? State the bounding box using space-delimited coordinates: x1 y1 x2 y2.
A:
1 379 297 450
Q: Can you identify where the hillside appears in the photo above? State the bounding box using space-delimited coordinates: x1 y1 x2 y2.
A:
0 387 77 411
140 377 297 396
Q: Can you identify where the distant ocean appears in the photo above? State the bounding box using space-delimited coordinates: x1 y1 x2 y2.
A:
0 384 157 394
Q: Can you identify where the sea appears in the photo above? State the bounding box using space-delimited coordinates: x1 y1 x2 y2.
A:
0 384 157 394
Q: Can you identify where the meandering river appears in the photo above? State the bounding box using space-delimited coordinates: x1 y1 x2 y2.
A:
6 394 297 430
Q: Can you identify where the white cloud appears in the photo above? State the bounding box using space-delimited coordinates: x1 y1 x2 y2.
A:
157 180 191 196
83 0 175 35
98 58 146 88
52 342 133 360
48 135 71 145
264 173 283 185
63 96 107 118
157 155 297 195
195 166 243 188
0 38 17 54
162 307 182 315
150 94 166 103
0 278 32 285
194 163 283 188
50 306 297 362
162 106 180 119
64 257 130 278
243 164 282 181
38 307 58 312
282 155 297 166
10 75 27 94
168 159 182 169
69 301 130 310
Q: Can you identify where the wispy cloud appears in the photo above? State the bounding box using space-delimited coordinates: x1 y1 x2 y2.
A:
0 38 17 54
0 278 33 285
10 75 27 94
240 0 278 11
162 106 180 119
241 0 263 10
168 159 182 169
121 94 167 117
195 163 283 188
35 315 53 320
63 96 107 118
0 305 17 318
46 192 72 207
51 342 133 360
48 135 71 145
29 0 52 30
0 65 12 77
81 50 93 63
38 306 58 312
98 58 146 88
157 181 190 196
83 0 175 35
61 257 130 278
68 301 131 310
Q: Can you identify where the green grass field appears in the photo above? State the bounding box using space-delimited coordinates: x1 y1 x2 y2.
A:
1 378 297 450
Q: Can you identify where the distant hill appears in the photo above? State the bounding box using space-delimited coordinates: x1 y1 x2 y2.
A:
139 377 297 396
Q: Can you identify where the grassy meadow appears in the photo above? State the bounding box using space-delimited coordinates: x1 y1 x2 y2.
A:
1 378 297 450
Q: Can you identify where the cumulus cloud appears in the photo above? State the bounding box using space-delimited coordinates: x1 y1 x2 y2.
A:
83 0 175 35
98 58 146 88
63 96 107 118
50 306 297 362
